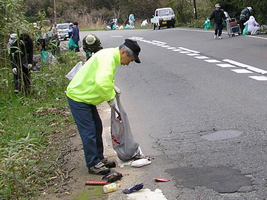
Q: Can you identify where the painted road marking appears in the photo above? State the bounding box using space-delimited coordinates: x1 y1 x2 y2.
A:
217 64 236 68
187 53 200 56
195 56 209 59
223 59 267 74
129 37 267 81
231 69 253 73
205 59 221 63
249 76 267 81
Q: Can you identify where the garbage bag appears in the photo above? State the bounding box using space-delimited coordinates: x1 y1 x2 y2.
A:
204 18 211 30
65 61 83 80
68 37 78 50
243 24 248 36
222 18 226 28
111 94 141 161
41 50 56 64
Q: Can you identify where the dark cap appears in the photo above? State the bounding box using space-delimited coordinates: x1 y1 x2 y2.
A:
123 39 141 63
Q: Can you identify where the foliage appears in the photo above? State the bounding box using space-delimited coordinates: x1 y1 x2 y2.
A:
0 49 81 199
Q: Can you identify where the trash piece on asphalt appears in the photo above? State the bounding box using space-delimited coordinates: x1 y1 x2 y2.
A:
102 171 123 183
123 183 144 194
103 183 121 193
131 158 151 168
85 180 108 185
154 178 170 182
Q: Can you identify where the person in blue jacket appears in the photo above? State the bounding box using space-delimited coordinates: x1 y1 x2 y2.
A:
208 3 226 39
72 22 80 52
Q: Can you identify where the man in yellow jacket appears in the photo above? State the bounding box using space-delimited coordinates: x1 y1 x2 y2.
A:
66 39 141 175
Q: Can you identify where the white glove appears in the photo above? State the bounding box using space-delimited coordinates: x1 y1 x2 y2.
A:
114 85 121 94
12 68 17 75
27 64 32 69
107 99 115 107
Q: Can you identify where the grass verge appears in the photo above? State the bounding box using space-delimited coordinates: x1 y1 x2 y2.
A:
0 48 81 199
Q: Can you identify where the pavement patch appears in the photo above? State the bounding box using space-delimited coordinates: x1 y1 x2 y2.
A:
201 130 243 141
166 166 251 193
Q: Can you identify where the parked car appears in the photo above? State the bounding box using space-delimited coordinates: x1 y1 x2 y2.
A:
57 23 70 40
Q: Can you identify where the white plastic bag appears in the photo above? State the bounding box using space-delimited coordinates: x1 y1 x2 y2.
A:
65 61 83 80
131 158 151 168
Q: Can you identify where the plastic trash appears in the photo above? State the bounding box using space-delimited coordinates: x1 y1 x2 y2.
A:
154 178 170 182
130 158 151 168
123 183 144 194
102 171 123 183
103 183 121 193
85 180 107 185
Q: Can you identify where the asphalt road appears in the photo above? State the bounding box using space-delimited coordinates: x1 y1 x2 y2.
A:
79 28 267 200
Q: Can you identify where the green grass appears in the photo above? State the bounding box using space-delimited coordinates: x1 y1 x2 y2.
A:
0 49 81 199
73 187 106 200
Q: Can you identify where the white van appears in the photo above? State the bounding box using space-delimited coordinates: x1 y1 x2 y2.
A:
151 7 176 30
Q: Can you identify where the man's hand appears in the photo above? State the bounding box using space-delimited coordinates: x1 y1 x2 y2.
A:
114 85 121 94
107 99 115 107
27 64 32 69
12 68 17 75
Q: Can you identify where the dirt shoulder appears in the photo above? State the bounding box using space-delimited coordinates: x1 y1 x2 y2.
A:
38 103 144 200
38 50 144 200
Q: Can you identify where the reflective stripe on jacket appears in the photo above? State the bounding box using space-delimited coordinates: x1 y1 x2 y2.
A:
66 47 120 105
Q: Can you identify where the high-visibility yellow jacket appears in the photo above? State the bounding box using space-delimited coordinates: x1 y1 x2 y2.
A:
66 47 120 105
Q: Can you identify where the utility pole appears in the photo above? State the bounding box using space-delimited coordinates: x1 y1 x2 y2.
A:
53 0 57 24
193 0 197 20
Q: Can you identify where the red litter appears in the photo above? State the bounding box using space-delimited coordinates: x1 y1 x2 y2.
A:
154 178 170 182
85 180 108 185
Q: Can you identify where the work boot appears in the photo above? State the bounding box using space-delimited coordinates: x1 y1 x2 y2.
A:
88 162 110 175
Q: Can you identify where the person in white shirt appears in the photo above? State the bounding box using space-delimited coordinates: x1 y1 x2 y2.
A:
244 16 259 35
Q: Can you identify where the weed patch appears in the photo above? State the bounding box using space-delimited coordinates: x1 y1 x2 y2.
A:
0 50 81 199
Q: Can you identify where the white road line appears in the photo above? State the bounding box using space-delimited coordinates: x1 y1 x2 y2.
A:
249 76 267 81
179 51 191 54
132 37 267 82
187 53 200 56
217 64 236 68
223 59 267 74
205 59 221 63
179 47 200 54
231 69 253 73
195 56 209 59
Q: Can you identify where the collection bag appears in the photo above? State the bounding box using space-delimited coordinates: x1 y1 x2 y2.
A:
222 18 226 28
204 18 211 30
111 94 141 161
243 25 248 36
68 36 78 50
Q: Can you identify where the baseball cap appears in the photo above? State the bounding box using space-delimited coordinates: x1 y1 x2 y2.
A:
123 39 141 63
215 3 220 7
